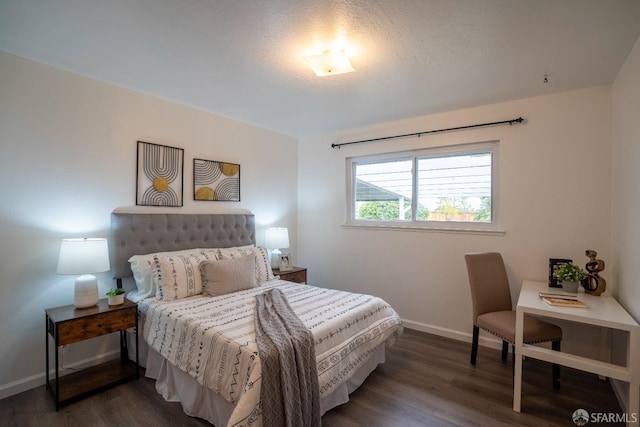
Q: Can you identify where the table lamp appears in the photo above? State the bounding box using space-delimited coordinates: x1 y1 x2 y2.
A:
56 238 111 308
265 227 289 269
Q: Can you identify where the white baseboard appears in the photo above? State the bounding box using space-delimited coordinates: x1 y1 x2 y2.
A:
401 318 504 351
0 349 120 401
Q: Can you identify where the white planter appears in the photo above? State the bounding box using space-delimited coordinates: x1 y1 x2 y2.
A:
107 293 125 306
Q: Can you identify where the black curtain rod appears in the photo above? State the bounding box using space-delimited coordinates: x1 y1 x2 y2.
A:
331 116 524 149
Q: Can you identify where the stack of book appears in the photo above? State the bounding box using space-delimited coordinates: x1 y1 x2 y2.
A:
538 291 587 308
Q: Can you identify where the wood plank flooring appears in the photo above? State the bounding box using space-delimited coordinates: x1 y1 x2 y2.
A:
0 329 623 426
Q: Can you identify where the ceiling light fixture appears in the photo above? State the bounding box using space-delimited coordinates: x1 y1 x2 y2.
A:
303 49 355 76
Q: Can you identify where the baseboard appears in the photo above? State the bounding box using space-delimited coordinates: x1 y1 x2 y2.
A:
0 349 120 401
401 318 504 351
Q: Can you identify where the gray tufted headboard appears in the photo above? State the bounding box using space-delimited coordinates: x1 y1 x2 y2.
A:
110 212 256 282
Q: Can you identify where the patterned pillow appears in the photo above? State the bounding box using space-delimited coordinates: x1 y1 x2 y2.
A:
200 255 258 297
218 245 275 283
129 248 219 301
151 250 219 301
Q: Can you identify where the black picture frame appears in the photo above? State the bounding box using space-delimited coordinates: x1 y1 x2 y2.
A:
136 141 184 207
193 158 240 202
548 258 572 288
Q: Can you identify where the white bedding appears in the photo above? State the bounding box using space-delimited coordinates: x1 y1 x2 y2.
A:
137 279 403 427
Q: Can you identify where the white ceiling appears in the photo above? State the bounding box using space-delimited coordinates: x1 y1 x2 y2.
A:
1 0 639 137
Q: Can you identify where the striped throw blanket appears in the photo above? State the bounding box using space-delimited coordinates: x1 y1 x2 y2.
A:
254 288 321 427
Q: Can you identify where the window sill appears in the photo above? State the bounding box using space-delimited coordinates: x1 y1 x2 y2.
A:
341 222 506 236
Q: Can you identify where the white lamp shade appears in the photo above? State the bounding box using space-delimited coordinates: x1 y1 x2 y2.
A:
57 238 111 274
57 238 110 308
264 228 289 249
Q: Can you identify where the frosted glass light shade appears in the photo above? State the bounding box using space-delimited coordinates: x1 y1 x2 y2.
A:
57 238 110 308
303 49 355 76
264 228 289 249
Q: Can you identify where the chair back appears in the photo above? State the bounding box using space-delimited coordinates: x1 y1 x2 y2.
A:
465 252 513 323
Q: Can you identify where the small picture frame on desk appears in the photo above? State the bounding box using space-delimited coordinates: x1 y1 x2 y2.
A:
549 258 572 288
279 253 293 271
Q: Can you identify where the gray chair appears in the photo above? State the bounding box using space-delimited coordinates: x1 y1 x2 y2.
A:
465 252 562 388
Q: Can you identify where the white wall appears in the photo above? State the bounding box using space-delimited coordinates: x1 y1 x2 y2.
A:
612 36 640 325
0 51 299 398
298 87 613 353
611 35 640 410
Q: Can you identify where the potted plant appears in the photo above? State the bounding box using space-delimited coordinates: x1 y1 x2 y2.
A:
106 288 126 306
555 263 587 293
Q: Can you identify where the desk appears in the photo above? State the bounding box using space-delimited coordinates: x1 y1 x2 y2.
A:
514 281 639 424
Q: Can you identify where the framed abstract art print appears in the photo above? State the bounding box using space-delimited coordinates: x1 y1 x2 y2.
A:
193 158 240 201
136 141 184 207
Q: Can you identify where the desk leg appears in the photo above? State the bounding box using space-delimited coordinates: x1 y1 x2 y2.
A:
513 308 524 412
629 329 639 426
599 327 611 380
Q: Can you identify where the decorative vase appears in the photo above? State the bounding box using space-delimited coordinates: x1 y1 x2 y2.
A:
561 281 579 294
107 294 125 306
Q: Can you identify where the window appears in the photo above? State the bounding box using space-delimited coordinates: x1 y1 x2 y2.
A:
347 141 501 233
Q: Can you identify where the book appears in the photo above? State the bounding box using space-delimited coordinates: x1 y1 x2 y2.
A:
541 296 587 308
538 291 578 301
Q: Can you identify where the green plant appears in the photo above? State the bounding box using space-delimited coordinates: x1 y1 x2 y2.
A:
555 263 587 282
106 288 126 296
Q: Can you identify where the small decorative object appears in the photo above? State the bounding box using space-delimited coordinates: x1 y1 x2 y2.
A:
582 249 606 296
57 238 111 308
548 258 572 288
136 141 184 207
106 288 126 306
555 262 587 294
279 254 292 272
194 158 240 201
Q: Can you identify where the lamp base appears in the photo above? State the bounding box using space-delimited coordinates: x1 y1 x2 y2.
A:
74 274 99 308
270 249 282 269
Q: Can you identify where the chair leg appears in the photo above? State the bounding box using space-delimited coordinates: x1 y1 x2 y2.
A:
471 326 479 365
501 340 509 361
552 340 561 389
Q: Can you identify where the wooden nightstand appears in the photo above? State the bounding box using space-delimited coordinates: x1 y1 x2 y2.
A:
273 266 307 283
45 298 138 410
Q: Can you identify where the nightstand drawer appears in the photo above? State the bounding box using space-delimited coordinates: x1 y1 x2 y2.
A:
274 267 307 283
57 307 136 345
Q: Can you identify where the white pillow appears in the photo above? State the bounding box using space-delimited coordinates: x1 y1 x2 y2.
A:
218 245 275 283
128 248 218 300
200 255 258 297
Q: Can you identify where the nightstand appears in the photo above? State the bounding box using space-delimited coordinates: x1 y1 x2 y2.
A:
45 298 138 410
273 266 307 283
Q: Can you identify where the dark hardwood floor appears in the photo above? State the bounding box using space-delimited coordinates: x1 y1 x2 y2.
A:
0 329 623 426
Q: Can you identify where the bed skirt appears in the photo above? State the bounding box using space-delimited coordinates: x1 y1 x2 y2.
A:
129 331 387 426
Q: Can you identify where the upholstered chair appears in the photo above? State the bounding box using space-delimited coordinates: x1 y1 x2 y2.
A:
465 252 562 389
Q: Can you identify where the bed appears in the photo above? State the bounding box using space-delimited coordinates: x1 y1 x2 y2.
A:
110 212 403 426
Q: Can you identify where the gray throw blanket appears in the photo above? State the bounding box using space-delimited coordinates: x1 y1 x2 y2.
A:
254 288 321 427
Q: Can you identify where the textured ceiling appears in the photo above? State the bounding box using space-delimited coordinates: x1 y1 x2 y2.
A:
1 0 639 137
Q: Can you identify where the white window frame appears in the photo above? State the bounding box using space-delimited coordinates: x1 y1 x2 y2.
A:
345 140 504 235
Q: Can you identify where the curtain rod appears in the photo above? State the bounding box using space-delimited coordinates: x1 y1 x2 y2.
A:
331 116 524 149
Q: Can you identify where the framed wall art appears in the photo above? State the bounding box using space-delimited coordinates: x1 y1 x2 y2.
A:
136 141 184 207
193 158 240 201
548 258 572 288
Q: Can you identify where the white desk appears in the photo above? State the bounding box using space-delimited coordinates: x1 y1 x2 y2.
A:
514 280 639 425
